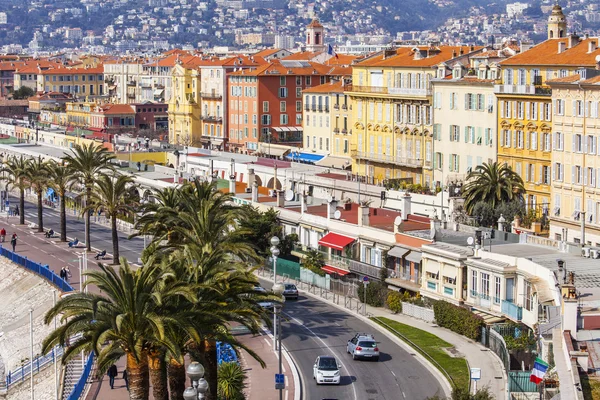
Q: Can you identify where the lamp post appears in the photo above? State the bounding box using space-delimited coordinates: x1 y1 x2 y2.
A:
183 362 209 400
270 236 280 349
272 282 285 400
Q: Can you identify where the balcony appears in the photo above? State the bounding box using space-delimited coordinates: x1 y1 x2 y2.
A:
470 291 493 310
333 127 340 133
388 87 432 96
352 150 423 168
201 115 222 122
501 300 523 321
386 272 421 291
200 92 222 99
348 259 382 280
494 84 535 95
291 245 350 270
304 105 310 111
127 80 136 86
341 128 348 134
346 85 388 94
127 93 135 99
333 104 340 110
341 104 348 110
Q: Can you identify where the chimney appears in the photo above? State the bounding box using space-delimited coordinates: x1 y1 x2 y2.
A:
558 41 566 54
300 191 307 214
272 164 278 190
229 158 236 194
247 168 255 187
251 182 259 202
589 40 597 53
401 193 411 221
327 197 338 220
358 204 370 227
430 216 441 241
558 259 565 283
276 190 285 207
568 33 580 49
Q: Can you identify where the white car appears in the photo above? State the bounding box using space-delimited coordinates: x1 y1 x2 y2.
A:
312 355 341 385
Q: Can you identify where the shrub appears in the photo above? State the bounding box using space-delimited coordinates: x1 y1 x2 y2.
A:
387 291 403 314
357 280 388 307
433 300 484 341
217 361 246 400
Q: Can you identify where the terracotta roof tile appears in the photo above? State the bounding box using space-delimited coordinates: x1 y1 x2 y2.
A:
307 18 323 28
39 66 104 75
582 75 600 84
230 60 332 76
96 104 135 115
356 46 483 68
252 49 283 58
547 74 581 84
303 80 344 93
283 51 321 61
499 38 600 67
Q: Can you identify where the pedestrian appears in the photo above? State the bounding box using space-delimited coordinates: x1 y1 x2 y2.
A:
10 233 17 252
59 267 66 280
65 266 72 282
107 364 118 389
14 205 19 216
0 227 5 242
122 369 129 391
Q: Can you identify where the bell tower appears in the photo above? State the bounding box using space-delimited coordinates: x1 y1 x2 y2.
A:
548 3 567 40
306 18 326 53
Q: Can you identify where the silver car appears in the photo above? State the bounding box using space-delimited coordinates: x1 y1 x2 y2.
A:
346 334 379 361
282 283 298 300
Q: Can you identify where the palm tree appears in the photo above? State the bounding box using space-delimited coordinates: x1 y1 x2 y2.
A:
462 162 526 215
84 173 136 264
1 155 29 225
217 362 247 400
47 160 74 241
25 156 50 232
62 143 115 251
41 260 190 400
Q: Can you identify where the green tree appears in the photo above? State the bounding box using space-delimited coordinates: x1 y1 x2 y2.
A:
25 156 50 232
47 160 74 241
301 249 325 276
233 205 282 257
62 143 115 251
84 173 136 264
462 162 525 215
217 362 246 400
2 155 29 225
12 86 34 99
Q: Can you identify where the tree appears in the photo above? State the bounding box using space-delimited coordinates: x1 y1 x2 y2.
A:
2 155 29 225
25 156 50 232
12 86 34 100
217 362 246 400
84 173 136 264
47 160 74 241
462 162 525 215
62 143 115 251
233 206 282 257
301 249 325 276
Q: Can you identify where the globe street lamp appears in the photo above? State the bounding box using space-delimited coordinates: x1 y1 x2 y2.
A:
270 236 280 349
272 282 285 400
183 362 209 400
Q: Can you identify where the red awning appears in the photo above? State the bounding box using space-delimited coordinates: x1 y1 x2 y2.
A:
318 232 355 251
322 265 350 276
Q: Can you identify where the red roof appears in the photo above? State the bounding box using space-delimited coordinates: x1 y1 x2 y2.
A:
322 265 350 276
318 232 355 251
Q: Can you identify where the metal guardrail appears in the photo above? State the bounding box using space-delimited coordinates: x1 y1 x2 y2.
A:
371 316 459 389
66 353 94 400
6 346 63 388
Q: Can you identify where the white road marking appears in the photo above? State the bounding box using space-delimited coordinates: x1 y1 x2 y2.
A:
263 338 272 348
287 313 358 400
391 371 396 377
402 391 406 398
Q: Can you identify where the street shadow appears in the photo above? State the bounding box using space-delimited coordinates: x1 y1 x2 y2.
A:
338 375 356 386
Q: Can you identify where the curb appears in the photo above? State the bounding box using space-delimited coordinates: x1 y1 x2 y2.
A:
257 273 453 399
261 326 302 400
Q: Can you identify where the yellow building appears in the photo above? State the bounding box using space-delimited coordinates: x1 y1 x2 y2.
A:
496 5 596 216
38 66 105 97
168 62 202 146
346 45 481 187
65 101 97 127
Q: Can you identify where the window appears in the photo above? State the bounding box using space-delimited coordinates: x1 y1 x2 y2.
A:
573 134 583 153
296 87 301 98
357 100 363 119
531 102 538 120
280 101 286 112
296 114 302 124
524 281 533 311
306 76 311 85
543 133 551 152
587 135 597 155
517 102 524 119
296 101 302 112
280 76 286 86
542 166 550 184
481 273 490 299
502 130 511 147
588 167 597 188
449 125 460 142
471 270 478 296
494 276 501 304
449 154 459 172
554 163 564 182
556 99 565 116
573 165 583 184
261 114 271 125
280 114 288 125
529 131 537 150
554 132 564 150
544 103 551 121
574 100 584 117
516 130 524 149
279 88 288 98
262 101 269 112
450 93 458 110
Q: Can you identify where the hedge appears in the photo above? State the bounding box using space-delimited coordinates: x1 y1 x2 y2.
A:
433 300 485 341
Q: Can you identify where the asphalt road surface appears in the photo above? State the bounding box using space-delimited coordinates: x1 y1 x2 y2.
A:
259 279 445 400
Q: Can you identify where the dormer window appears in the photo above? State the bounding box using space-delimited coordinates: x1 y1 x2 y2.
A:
452 65 462 79
437 66 445 79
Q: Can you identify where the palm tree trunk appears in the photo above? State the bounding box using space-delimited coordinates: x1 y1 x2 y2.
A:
148 350 168 400
111 214 119 264
85 187 91 251
127 351 150 400
19 186 24 225
60 194 67 241
167 358 186 400
37 189 43 232
204 339 218 400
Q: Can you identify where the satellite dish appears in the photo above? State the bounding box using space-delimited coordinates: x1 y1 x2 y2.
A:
467 237 474 246
327 195 334 203
394 216 402 227
334 210 342 220
285 190 294 202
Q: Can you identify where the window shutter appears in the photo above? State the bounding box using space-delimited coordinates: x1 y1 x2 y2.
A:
560 164 564 181
464 126 469 143
597 168 600 188
465 94 469 110
593 136 598 154
449 154 453 171
513 130 517 148
457 155 460 172
572 135 577 152
539 165 543 184
560 133 564 150
500 101 504 118
525 131 529 149
525 164 530 182
525 102 530 120
572 100 577 117
552 133 557 150
449 126 453 141
500 130 505 147
592 168 596 187
433 153 437 169
572 166 576 184
552 163 556 181
585 101 590 117
585 136 589 153
585 168 589 186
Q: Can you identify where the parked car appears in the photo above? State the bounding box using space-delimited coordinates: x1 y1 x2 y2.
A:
253 285 267 293
282 283 298 300
313 355 341 385
347 333 379 361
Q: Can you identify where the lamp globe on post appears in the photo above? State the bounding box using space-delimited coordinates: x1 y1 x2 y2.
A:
187 361 205 381
270 236 280 247
183 387 198 400
184 362 207 400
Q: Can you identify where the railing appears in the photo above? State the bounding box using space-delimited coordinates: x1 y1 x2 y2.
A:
6 346 63 388
201 115 223 122
493 84 535 95
345 85 388 94
66 353 94 400
200 92 222 99
341 104 348 110
388 87 432 96
333 104 340 110
341 128 348 134
348 259 382 279
0 245 74 292
333 128 340 133
501 300 523 321
352 151 423 168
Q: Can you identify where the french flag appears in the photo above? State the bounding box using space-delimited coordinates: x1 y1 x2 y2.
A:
327 44 338 58
529 357 549 384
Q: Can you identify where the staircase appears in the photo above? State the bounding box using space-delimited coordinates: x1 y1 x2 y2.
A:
61 352 85 400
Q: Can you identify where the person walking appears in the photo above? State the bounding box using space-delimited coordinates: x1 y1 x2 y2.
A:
122 369 129 391
10 233 17 252
14 205 19 216
0 227 5 242
59 267 66 280
107 364 118 389
64 266 72 283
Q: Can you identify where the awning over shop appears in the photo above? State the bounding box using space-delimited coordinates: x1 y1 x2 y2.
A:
405 252 422 264
285 152 325 164
322 265 350 276
318 232 355 251
315 155 352 170
257 143 293 158
388 246 410 259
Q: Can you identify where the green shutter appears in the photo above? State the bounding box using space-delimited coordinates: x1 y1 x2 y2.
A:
464 126 469 143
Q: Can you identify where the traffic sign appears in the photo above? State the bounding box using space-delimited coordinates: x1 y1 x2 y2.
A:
275 373 285 389
363 276 369 285
470 367 481 381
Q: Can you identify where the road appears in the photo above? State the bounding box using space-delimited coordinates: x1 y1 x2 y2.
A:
9 193 146 263
259 279 445 400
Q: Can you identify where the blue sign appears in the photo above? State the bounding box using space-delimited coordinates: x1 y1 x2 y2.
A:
275 373 285 389
363 276 369 282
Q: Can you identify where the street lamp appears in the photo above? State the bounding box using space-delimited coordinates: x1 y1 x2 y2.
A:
272 283 285 400
270 235 280 350
183 362 209 400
